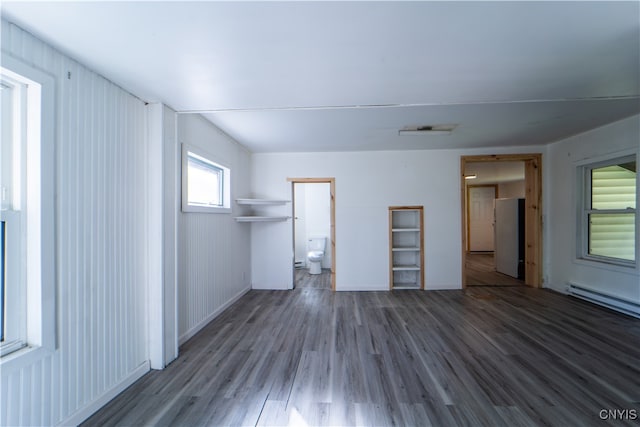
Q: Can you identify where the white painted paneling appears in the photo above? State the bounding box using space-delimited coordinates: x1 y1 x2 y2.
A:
1 21 149 426
546 115 640 302
176 114 251 344
162 104 179 366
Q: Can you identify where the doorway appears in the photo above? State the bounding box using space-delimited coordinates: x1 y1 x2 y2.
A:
461 154 542 288
289 178 336 291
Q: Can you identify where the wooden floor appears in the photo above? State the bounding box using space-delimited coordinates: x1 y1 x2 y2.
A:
295 268 331 289
466 253 525 287
84 287 640 427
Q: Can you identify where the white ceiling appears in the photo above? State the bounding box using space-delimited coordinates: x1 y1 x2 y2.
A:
2 1 639 153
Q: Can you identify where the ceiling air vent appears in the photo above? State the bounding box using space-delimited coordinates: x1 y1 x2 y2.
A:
398 124 457 136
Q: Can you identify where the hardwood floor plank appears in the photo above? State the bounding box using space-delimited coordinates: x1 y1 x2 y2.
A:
83 282 640 427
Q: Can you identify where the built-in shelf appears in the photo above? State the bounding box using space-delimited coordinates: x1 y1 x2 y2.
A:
234 198 291 223
392 284 421 290
234 216 290 222
389 206 424 290
392 264 421 271
236 198 290 206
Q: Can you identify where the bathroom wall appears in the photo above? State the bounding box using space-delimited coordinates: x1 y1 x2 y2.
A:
294 183 332 269
294 184 308 265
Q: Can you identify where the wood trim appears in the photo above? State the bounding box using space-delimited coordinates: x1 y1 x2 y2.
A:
460 154 543 288
389 209 394 290
289 178 336 291
419 207 425 290
388 206 425 290
524 157 542 287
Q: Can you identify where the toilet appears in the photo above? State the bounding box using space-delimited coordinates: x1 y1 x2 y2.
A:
307 236 326 275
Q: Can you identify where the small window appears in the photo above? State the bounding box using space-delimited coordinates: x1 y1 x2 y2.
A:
579 155 637 266
181 144 231 213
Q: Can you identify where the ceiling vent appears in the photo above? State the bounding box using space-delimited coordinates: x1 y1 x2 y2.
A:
398 124 457 136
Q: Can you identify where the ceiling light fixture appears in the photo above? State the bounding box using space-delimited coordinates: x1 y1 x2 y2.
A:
398 124 457 136
464 174 477 180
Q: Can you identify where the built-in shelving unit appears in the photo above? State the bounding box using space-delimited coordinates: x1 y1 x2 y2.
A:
389 206 424 290
234 198 291 222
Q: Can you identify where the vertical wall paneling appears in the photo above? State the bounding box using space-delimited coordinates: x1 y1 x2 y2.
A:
177 114 251 345
1 21 150 426
147 102 179 369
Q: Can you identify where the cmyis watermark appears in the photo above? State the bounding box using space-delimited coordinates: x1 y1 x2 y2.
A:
599 409 638 421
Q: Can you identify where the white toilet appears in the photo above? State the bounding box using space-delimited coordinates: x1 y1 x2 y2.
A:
307 236 326 275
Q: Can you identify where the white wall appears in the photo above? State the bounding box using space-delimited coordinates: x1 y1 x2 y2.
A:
177 114 252 344
499 180 525 199
1 21 149 426
546 115 640 302
251 147 545 291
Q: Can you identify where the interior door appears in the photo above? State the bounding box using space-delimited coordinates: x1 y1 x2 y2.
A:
468 186 496 252
495 198 519 277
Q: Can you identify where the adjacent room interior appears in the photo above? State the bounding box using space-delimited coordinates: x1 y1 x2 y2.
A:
464 160 527 287
0 2 638 426
293 181 333 290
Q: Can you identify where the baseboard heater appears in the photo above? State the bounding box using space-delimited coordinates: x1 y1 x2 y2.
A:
567 283 640 319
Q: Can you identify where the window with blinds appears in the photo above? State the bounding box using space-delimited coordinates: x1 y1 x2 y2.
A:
582 155 636 265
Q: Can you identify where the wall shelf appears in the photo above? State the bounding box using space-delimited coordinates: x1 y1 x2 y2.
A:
234 198 291 222
234 216 290 223
389 206 424 290
236 198 290 206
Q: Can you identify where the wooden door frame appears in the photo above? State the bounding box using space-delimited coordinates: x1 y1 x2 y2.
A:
288 178 336 291
466 184 498 252
461 154 542 288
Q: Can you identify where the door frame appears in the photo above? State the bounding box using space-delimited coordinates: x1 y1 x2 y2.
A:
466 184 498 252
461 154 542 288
288 178 336 291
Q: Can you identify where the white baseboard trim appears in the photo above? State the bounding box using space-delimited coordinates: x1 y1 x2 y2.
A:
251 283 290 290
179 286 251 345
57 360 150 427
336 284 387 291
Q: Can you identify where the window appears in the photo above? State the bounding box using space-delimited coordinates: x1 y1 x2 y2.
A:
579 154 637 267
0 54 55 364
181 144 231 213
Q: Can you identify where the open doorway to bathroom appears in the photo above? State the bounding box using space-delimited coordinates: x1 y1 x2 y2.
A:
289 178 336 291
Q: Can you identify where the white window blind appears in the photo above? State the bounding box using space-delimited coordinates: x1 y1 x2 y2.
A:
586 160 636 263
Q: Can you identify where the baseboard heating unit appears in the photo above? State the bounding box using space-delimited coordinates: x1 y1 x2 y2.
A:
567 283 640 319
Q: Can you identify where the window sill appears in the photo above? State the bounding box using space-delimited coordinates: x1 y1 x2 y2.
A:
182 206 231 214
574 257 639 276
0 344 54 375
